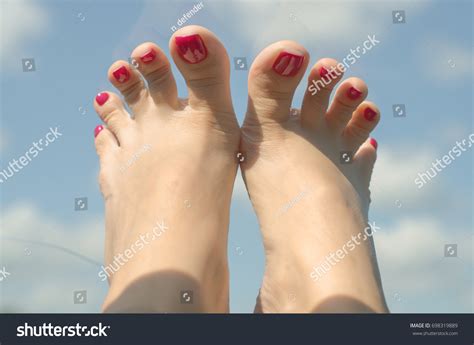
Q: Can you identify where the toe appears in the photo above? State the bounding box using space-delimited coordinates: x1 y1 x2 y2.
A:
325 78 368 133
343 101 380 150
94 91 134 143
131 42 179 109
354 137 378 188
169 25 234 114
94 125 118 157
108 61 150 114
246 41 309 123
301 58 343 128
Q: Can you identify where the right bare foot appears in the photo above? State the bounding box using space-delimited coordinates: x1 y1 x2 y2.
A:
240 41 388 313
94 26 239 313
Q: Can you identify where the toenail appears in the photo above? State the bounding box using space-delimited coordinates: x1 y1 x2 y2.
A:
112 66 130 83
94 125 104 138
319 66 333 82
175 34 208 64
95 92 109 106
369 138 378 149
272 51 304 77
139 49 157 64
364 107 377 121
347 86 362 100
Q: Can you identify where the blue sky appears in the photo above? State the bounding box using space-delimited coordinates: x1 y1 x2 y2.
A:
0 0 472 313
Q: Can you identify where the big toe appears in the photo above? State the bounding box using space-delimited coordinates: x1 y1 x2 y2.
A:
169 25 234 115
245 41 309 125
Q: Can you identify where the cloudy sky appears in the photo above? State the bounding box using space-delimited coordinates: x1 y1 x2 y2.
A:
0 0 472 313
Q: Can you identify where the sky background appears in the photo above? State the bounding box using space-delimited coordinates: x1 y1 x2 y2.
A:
0 0 472 313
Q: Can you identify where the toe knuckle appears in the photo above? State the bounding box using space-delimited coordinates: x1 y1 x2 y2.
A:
186 75 225 89
145 64 172 88
100 107 122 123
346 122 369 141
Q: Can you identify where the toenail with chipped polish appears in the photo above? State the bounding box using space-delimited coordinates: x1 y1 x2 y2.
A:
94 125 104 138
364 107 377 121
347 86 362 100
112 66 130 83
175 34 208 64
95 92 109 106
140 49 157 64
272 52 304 77
370 138 378 149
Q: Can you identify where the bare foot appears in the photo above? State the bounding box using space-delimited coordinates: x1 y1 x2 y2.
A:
241 41 388 313
94 26 239 312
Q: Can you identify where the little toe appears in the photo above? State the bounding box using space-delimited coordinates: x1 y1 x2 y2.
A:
94 91 134 144
94 125 118 158
354 137 378 189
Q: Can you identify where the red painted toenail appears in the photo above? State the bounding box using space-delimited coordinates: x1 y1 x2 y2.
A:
139 49 157 64
95 92 109 106
319 66 334 82
370 138 378 149
175 34 207 64
112 66 130 83
347 86 362 100
364 107 377 121
272 52 304 77
94 125 104 138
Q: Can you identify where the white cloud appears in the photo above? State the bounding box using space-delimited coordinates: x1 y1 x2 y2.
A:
375 217 472 312
419 38 473 82
0 0 49 65
208 0 428 52
0 202 106 312
122 0 428 62
371 147 439 210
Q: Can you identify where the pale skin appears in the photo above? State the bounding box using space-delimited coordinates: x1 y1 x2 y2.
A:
94 25 388 313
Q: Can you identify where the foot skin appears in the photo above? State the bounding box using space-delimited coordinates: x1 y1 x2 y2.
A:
94 26 239 312
241 42 388 313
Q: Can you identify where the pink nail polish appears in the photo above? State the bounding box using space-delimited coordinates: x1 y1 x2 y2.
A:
94 125 104 138
347 86 362 100
95 92 109 106
272 52 304 77
175 34 207 64
370 138 378 149
112 66 130 83
140 49 157 64
364 107 377 121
